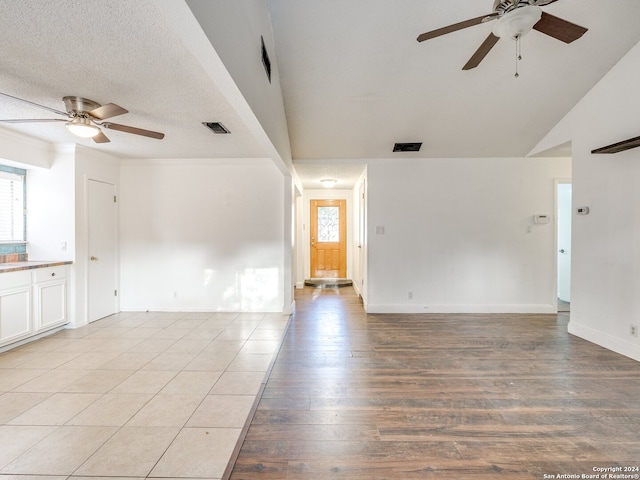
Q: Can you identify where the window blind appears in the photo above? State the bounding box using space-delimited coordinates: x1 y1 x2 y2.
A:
0 170 25 242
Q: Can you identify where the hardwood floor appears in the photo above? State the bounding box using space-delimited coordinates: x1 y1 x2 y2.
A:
229 287 640 479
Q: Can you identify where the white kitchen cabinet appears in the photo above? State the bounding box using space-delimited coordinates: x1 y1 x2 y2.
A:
33 266 67 333
0 271 32 347
0 264 69 349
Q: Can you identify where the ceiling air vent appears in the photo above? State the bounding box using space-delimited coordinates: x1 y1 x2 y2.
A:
393 142 422 152
202 122 230 134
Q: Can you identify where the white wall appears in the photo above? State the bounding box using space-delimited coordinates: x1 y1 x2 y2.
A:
365 157 571 313
0 127 52 169
533 40 640 362
26 145 75 262
119 158 285 312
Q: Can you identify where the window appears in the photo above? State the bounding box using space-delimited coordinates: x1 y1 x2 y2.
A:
0 165 26 242
317 206 340 242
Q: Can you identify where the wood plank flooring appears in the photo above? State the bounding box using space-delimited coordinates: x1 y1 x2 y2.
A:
228 287 640 479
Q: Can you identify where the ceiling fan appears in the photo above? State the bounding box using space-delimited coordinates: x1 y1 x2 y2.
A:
0 92 164 143
417 0 588 71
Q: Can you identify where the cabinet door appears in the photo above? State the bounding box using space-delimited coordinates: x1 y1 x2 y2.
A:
0 286 32 345
35 280 66 332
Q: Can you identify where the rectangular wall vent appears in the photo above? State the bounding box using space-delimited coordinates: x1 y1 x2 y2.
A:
393 142 422 152
261 36 272 83
202 122 230 134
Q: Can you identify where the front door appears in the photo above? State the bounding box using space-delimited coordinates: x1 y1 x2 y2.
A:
310 199 346 278
88 179 117 322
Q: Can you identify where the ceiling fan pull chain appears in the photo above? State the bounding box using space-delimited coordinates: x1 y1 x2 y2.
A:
514 35 520 78
518 34 522 61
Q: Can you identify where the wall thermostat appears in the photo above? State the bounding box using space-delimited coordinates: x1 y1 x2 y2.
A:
533 214 550 224
576 206 590 215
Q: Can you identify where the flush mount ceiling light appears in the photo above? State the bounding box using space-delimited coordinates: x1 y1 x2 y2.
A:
320 178 337 188
65 116 101 138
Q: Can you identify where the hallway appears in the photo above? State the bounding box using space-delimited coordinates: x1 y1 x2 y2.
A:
230 286 640 479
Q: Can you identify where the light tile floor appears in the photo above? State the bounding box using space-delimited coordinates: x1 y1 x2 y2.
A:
0 311 289 480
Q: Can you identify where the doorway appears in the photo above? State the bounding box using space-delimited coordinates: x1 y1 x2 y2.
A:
87 179 118 322
310 199 347 278
557 181 572 312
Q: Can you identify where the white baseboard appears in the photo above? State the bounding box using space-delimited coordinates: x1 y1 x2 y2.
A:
283 300 294 315
364 303 557 314
568 321 640 363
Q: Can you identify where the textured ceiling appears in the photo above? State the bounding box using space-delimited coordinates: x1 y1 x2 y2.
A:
1 1 640 189
0 0 266 160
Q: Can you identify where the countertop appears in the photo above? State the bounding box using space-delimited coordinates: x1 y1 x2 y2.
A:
0 261 73 273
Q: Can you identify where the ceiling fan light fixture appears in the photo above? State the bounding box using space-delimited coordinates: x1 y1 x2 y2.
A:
320 178 337 188
492 5 542 39
65 116 101 138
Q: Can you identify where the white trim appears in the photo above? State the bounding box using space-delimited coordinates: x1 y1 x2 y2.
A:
0 324 67 353
365 304 557 314
118 307 287 314
568 321 640 363
120 157 272 166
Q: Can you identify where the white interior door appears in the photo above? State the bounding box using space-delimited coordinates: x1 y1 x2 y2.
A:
557 182 572 303
88 179 117 322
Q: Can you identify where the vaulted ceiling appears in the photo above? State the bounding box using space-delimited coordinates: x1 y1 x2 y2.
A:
268 0 640 159
1 1 640 187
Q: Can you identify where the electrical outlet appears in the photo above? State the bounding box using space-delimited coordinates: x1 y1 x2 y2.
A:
408 291 413 300
631 324 638 337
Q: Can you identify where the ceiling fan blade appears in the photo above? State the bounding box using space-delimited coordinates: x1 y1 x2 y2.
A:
88 103 128 120
0 92 67 116
533 0 560 5
102 122 165 139
417 15 491 42
462 33 500 70
92 131 111 143
533 12 588 43
0 118 66 123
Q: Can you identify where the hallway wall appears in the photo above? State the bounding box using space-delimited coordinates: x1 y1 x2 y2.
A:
532 40 640 362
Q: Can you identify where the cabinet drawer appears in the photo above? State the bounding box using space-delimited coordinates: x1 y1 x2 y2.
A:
33 266 67 283
0 270 31 290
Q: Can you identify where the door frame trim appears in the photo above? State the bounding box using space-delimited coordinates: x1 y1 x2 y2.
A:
309 199 347 278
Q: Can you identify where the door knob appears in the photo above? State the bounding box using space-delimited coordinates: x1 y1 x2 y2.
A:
90 256 99 261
